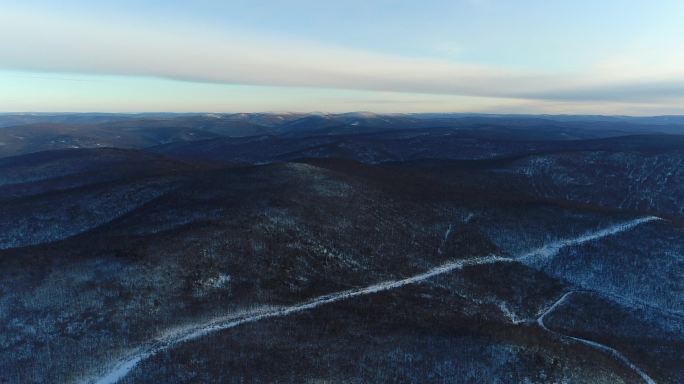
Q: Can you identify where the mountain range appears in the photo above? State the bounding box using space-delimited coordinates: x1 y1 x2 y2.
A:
0 113 682 383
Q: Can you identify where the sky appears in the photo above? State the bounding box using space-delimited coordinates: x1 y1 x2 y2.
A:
1 0 683 114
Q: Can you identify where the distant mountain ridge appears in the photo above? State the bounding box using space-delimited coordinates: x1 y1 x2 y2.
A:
1 112 683 158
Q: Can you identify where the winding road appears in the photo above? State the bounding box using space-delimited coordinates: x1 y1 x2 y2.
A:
537 291 657 384
83 216 660 384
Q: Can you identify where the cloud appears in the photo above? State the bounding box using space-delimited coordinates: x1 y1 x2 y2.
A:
1 6 683 107
523 80 684 102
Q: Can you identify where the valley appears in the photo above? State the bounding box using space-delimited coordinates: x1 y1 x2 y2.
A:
0 113 682 383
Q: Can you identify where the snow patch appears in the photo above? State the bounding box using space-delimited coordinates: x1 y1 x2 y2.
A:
498 302 525 325
205 273 231 289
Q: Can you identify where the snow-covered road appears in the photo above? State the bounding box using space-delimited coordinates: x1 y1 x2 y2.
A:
85 255 513 384
518 216 661 265
83 216 659 384
537 291 657 384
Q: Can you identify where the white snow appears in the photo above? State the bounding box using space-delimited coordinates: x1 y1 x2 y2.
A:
437 224 453 256
536 291 574 331
85 255 512 384
518 216 661 265
463 213 475 223
83 216 660 384
497 302 525 325
205 273 231 289
537 291 656 384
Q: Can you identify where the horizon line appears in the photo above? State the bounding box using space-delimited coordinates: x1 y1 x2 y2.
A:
2 111 684 118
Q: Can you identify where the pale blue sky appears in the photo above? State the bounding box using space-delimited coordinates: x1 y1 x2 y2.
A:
1 0 683 114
